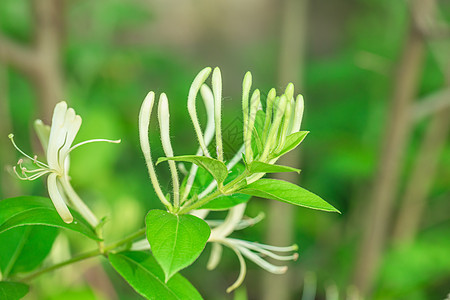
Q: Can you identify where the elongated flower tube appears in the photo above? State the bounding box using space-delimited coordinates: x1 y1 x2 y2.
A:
139 92 173 210
158 93 180 208
9 101 120 225
291 94 305 134
187 67 212 157
181 84 215 202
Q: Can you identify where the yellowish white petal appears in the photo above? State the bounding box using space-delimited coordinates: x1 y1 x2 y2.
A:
47 173 73 223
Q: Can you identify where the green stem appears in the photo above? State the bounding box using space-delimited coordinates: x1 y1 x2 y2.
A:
103 228 146 252
179 170 250 214
178 189 222 214
21 249 100 282
4 227 31 279
20 228 146 282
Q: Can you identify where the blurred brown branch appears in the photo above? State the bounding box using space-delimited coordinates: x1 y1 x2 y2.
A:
351 0 434 296
392 0 450 245
261 0 308 299
392 106 450 244
0 34 37 76
0 0 65 122
413 87 450 121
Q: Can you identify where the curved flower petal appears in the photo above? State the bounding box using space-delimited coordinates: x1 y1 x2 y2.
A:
58 112 82 168
47 102 68 169
47 173 73 223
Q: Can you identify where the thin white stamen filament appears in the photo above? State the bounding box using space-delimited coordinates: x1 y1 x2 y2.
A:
139 92 172 209
20 167 50 174
21 171 52 181
13 166 50 181
236 245 288 274
8 134 49 168
158 93 180 208
187 67 212 157
69 139 121 153
228 239 298 261
235 240 298 252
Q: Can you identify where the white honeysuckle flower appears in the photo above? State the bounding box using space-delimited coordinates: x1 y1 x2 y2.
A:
208 203 298 293
9 101 120 226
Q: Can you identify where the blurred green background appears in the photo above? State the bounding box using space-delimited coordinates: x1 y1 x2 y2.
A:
0 0 449 299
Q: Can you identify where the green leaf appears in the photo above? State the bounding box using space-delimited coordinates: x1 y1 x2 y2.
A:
238 179 340 212
0 196 99 241
145 210 210 281
199 193 251 210
157 155 228 184
247 161 301 174
272 131 309 158
109 251 203 300
0 226 58 277
0 281 29 300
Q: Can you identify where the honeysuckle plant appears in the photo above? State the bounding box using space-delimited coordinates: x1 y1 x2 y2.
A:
0 67 339 300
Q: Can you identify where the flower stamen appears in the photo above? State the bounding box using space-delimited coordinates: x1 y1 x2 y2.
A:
8 134 49 168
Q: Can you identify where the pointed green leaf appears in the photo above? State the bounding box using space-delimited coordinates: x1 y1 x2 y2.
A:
0 281 29 300
247 161 301 174
0 197 99 241
146 210 210 281
157 155 228 184
238 179 339 212
0 226 58 277
272 131 309 158
109 251 203 300
199 193 251 210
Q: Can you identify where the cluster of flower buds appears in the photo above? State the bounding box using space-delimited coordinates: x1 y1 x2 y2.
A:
138 66 305 292
9 101 120 226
